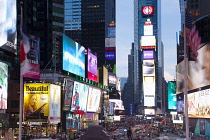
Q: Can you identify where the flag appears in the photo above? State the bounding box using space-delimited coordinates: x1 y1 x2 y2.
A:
185 9 202 59
20 32 31 76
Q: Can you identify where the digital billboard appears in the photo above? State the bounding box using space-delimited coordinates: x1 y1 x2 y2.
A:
0 62 8 109
0 0 17 55
168 81 177 110
108 73 116 87
143 76 155 107
20 34 40 79
109 99 124 110
108 26 116 38
144 109 155 115
63 79 74 111
188 88 210 118
105 51 115 60
143 60 155 76
177 93 184 113
71 81 89 112
105 38 115 47
87 49 98 82
141 36 156 47
49 84 61 122
87 87 101 112
63 34 85 77
144 24 153 36
24 84 50 121
142 6 154 15
143 50 154 59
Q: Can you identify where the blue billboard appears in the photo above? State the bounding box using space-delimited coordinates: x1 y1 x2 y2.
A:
63 34 85 77
168 81 176 110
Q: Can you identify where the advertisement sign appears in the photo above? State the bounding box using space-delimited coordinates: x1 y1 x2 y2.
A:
63 79 74 111
108 73 116 87
144 24 153 36
144 109 155 115
88 49 98 82
105 38 115 47
188 89 210 118
143 76 155 107
0 62 8 109
177 93 184 113
109 99 124 110
168 81 177 110
87 87 101 112
24 84 50 121
71 81 89 112
108 26 116 38
143 50 154 59
142 6 154 15
49 84 61 122
63 34 85 77
20 34 40 79
105 51 115 60
143 60 155 76
141 36 156 47
0 0 17 55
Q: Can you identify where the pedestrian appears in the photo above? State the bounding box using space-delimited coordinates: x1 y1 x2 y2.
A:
127 127 133 140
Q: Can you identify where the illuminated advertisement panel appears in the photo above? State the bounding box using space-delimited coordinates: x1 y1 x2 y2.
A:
103 66 108 86
21 35 40 79
49 84 61 123
71 81 89 112
188 89 210 118
24 84 50 121
143 60 155 76
143 50 154 59
88 49 98 82
143 76 155 107
144 24 153 36
105 51 115 60
0 62 8 109
142 6 154 15
108 73 116 87
144 109 155 115
87 87 101 112
63 79 74 111
177 93 184 113
105 38 115 47
168 81 177 110
108 26 116 38
141 36 156 47
109 99 124 110
0 0 17 54
63 34 85 77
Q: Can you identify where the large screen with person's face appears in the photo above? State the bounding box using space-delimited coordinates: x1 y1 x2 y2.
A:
0 0 17 54
63 34 85 77
87 49 98 82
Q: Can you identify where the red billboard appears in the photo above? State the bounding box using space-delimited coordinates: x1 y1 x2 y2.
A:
142 6 154 15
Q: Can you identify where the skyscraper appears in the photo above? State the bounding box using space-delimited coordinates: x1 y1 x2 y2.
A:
133 0 162 115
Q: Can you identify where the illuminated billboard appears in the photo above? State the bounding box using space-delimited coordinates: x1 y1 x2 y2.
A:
63 34 85 77
24 84 50 121
71 81 89 112
0 62 8 109
49 84 61 122
109 99 124 110
105 38 115 47
168 81 177 110
141 36 156 47
142 6 154 15
143 50 154 59
87 87 101 112
188 88 210 118
143 76 155 107
87 49 98 82
108 73 116 87
144 109 155 115
144 24 153 36
20 34 40 79
0 0 17 54
105 51 115 60
63 79 74 111
177 93 184 113
108 26 116 38
143 60 155 76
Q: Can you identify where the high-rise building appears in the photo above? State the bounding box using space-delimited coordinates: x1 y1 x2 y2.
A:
133 0 162 115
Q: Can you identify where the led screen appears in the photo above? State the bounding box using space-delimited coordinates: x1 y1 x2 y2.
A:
143 60 155 76
0 62 8 109
177 93 184 113
144 24 153 36
63 34 85 77
49 84 61 122
108 73 116 87
24 84 50 121
71 81 89 112
87 87 101 112
144 109 155 115
188 89 210 118
63 79 74 111
143 76 155 107
142 6 154 15
108 26 116 38
0 0 17 54
168 81 177 109
141 36 156 47
88 49 98 82
105 51 115 60
143 50 154 59
105 38 115 47
109 99 124 110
